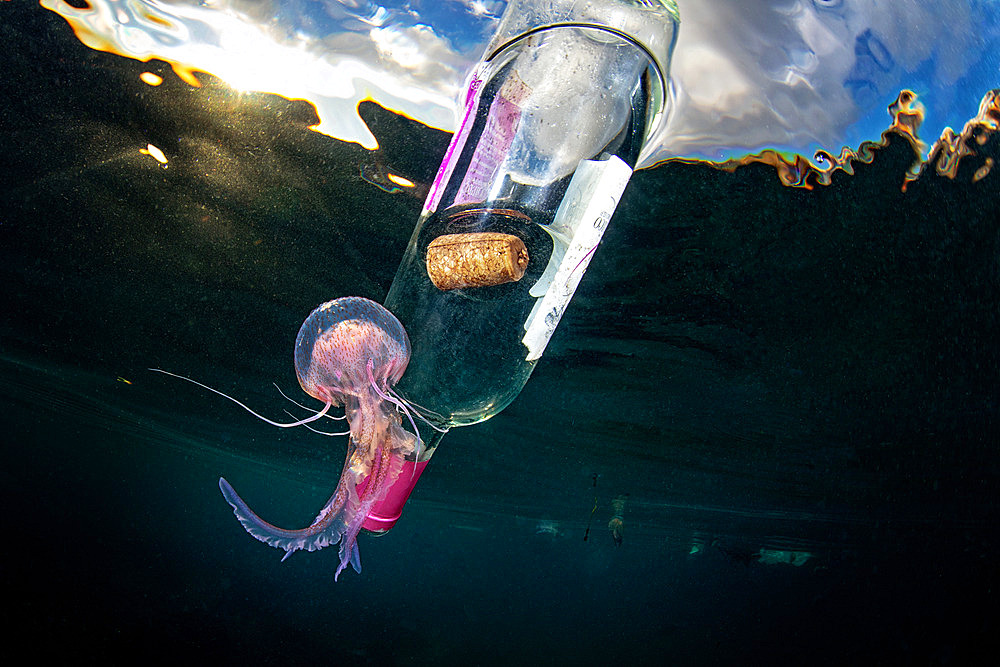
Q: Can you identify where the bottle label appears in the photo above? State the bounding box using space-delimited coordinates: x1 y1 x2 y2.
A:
521 155 633 361
454 71 530 205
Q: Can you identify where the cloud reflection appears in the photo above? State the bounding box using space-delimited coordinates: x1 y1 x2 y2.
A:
665 0 989 161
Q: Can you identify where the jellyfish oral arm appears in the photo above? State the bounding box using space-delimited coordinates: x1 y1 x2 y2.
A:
218 472 353 563
218 434 401 580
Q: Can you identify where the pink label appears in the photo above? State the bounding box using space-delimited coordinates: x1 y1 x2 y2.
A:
453 71 530 206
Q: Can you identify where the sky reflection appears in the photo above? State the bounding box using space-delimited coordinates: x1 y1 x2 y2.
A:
42 0 999 166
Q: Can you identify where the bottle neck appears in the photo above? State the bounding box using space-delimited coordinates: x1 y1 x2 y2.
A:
417 425 448 461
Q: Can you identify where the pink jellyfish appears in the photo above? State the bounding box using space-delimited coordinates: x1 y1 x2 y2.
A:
158 297 429 580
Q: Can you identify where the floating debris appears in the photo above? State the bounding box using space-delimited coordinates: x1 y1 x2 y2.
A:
609 494 628 548
583 472 599 542
535 520 561 537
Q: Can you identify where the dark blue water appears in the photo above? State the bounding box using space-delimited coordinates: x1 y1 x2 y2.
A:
1 4 997 665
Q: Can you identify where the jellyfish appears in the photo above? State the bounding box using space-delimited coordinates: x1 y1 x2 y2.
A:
158 297 426 580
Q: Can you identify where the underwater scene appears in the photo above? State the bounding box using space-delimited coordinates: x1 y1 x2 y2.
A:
1 0 998 664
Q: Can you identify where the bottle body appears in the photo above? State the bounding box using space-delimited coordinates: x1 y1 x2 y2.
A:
385 3 679 429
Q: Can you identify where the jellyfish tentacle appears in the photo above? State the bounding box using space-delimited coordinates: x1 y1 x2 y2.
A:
387 386 450 433
273 383 347 420
366 358 424 447
282 410 351 436
150 368 332 428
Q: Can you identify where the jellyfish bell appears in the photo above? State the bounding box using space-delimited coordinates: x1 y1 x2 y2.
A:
293 297 420 463
294 297 411 404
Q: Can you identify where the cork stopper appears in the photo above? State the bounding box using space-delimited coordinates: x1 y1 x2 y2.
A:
426 232 529 290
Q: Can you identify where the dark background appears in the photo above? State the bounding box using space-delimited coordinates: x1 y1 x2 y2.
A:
2 3 997 664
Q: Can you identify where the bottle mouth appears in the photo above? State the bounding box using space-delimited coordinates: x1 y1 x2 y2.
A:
358 458 431 534
361 510 404 534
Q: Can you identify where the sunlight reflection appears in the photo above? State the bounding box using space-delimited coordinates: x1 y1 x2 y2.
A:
139 143 168 164
41 0 465 150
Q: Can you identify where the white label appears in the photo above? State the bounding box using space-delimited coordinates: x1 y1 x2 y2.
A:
521 155 633 361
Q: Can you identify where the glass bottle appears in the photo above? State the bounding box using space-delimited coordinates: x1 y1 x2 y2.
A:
384 0 680 456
